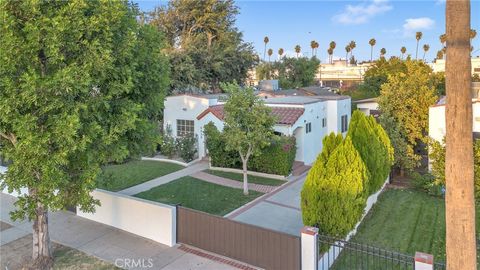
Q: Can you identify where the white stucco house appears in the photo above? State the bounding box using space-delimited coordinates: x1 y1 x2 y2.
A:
163 93 351 166
354 98 379 116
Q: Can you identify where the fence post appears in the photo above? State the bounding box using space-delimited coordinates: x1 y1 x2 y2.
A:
414 252 434 270
301 226 318 270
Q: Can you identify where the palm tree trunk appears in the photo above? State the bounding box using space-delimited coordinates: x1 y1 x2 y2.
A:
445 1 476 269
415 41 419 60
370 46 373 62
263 44 266 61
423 51 426 61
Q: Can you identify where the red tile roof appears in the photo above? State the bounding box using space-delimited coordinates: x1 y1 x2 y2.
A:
197 105 304 125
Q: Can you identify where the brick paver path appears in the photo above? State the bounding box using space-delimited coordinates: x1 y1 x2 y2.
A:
191 171 277 193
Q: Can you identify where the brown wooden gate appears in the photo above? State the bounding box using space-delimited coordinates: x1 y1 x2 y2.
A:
177 206 301 270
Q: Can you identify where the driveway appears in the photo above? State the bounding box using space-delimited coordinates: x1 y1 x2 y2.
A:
226 173 307 236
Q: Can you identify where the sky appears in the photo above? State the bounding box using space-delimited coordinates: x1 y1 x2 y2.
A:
134 0 480 63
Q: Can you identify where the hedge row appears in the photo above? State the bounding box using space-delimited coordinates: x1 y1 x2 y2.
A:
204 122 296 176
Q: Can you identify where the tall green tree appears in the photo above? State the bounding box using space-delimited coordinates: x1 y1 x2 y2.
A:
222 83 275 195
378 60 437 172
415 31 423 60
276 57 320 89
150 0 256 93
369 38 376 62
348 111 393 194
301 135 368 237
357 57 407 96
0 1 169 268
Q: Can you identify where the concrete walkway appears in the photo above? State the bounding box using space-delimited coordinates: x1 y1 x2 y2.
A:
191 171 278 193
0 193 246 270
226 172 308 236
119 161 209 196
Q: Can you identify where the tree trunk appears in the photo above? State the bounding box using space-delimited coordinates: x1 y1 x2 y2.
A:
370 46 373 62
242 159 249 195
32 200 53 269
445 1 476 270
416 41 419 59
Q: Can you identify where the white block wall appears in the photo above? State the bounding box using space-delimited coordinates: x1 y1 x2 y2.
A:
77 189 177 247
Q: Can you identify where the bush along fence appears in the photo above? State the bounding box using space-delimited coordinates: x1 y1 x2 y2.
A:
300 111 395 268
204 122 296 176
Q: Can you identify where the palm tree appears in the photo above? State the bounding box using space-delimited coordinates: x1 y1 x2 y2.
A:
436 50 444 60
348 40 356 58
314 41 319 57
400 46 407 59
327 48 333 64
294 45 301 58
369 38 376 62
329 41 336 63
345 45 351 65
445 1 476 269
422 44 430 61
310 40 317 57
267 48 273 62
380 47 386 58
263 36 269 61
278 48 284 59
415 31 423 60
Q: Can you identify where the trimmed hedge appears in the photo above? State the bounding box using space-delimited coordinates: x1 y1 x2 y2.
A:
204 122 296 176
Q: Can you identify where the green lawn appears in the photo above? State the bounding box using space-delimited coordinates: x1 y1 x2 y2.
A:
97 160 183 192
135 176 263 216
53 246 119 270
346 189 480 264
205 170 286 186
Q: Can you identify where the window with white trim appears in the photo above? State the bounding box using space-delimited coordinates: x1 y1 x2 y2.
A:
177 119 194 136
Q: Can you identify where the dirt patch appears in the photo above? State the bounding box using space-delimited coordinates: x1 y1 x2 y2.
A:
0 234 118 270
0 221 12 231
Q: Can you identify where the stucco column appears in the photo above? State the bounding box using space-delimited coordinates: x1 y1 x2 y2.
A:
301 226 318 270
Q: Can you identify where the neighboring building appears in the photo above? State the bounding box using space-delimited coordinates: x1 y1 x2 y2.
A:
163 92 351 165
354 98 379 117
429 57 480 76
317 60 373 89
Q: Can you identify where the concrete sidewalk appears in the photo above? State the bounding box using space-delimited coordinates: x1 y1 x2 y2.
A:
118 161 209 196
226 172 307 236
0 193 240 270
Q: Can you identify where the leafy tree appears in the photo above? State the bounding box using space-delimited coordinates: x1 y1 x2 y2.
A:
348 111 393 194
301 135 368 237
357 57 407 96
222 83 275 195
255 62 275 81
0 1 169 268
429 138 480 200
378 60 437 171
150 0 257 93
276 57 320 89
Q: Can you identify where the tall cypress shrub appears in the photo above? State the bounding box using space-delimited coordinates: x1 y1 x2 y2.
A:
348 111 392 194
301 134 368 237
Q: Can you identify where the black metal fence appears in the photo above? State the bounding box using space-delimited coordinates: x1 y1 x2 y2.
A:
317 234 446 270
